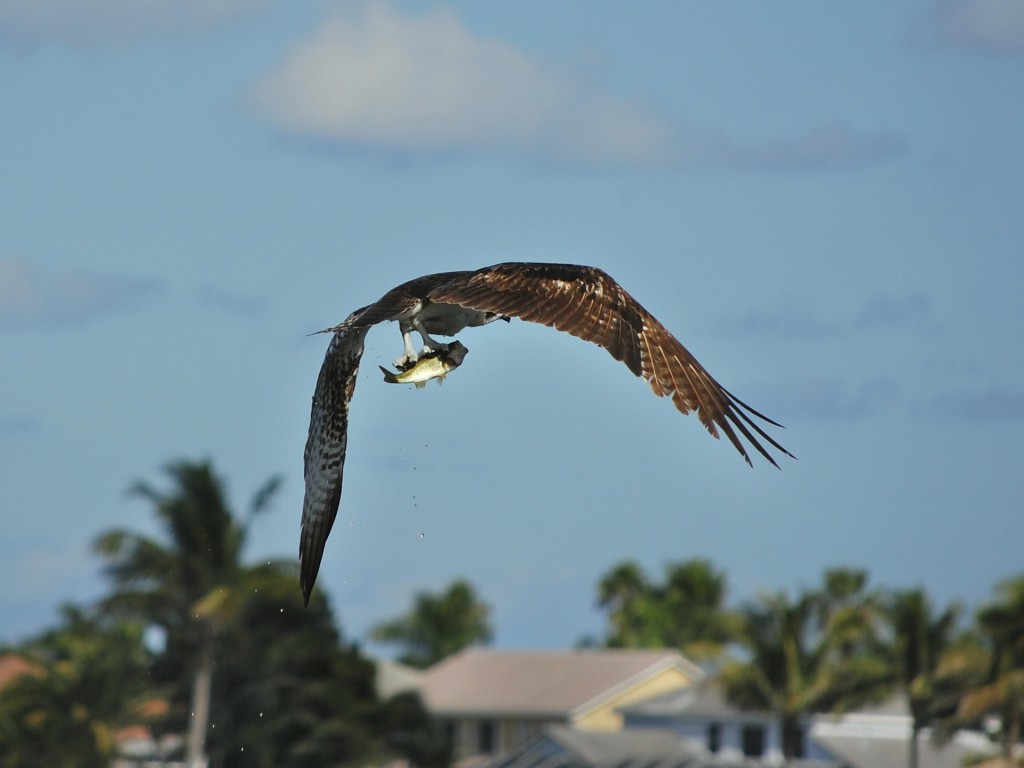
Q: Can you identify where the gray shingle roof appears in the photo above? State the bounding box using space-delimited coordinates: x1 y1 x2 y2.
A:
482 725 700 768
481 725 840 768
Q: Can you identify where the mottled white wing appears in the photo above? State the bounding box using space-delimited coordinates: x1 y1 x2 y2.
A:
300 325 369 605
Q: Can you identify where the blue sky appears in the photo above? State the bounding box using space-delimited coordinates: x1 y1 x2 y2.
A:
2 0 1022 652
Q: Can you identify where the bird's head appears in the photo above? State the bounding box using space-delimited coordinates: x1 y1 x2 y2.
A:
445 340 469 366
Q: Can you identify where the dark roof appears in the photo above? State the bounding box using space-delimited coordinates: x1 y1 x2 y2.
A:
482 725 701 768
482 724 840 768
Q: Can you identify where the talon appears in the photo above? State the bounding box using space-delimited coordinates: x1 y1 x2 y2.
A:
394 352 418 370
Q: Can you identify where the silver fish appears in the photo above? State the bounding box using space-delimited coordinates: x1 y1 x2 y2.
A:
378 341 468 388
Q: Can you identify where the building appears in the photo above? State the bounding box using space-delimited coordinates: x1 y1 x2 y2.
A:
413 648 704 760
620 678 995 768
404 654 999 768
621 677 784 763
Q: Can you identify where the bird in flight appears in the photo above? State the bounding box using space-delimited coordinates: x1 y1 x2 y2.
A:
300 262 792 604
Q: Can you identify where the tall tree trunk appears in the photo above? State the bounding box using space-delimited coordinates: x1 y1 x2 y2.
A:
185 625 215 768
1003 703 1019 765
780 713 802 763
908 722 919 768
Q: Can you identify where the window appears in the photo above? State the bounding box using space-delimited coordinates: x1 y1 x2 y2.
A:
478 720 496 753
706 723 721 754
741 725 765 757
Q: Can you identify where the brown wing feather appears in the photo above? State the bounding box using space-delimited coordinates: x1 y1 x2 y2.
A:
428 262 792 467
300 325 369 605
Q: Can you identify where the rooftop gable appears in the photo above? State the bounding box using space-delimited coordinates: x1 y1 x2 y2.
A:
0 653 40 689
420 648 703 718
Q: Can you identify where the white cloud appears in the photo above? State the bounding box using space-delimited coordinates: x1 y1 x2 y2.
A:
910 0 1024 53
251 2 672 168
252 2 906 171
0 259 159 329
0 0 269 48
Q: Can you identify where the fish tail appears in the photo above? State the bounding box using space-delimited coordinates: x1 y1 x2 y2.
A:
379 365 400 384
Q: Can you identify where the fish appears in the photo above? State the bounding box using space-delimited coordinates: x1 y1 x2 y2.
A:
378 341 468 388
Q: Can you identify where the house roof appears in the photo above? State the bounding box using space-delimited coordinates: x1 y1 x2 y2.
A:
0 653 39 689
483 725 840 768
548 724 698 767
483 724 700 768
420 648 703 718
810 732 987 768
621 678 993 768
375 657 424 700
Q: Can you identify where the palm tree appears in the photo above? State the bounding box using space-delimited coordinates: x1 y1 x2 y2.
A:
721 589 820 760
371 579 492 668
662 559 740 659
597 559 739 661
93 460 280 768
884 589 961 768
721 569 891 762
598 560 656 648
943 575 1024 762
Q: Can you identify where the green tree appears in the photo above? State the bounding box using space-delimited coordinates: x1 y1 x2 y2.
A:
941 575 1024 762
377 691 454 768
884 588 961 768
721 568 891 761
93 459 281 768
209 562 423 768
0 605 151 768
598 559 738 661
372 579 492 668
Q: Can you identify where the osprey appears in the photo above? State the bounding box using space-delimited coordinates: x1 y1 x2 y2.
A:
301 262 792 604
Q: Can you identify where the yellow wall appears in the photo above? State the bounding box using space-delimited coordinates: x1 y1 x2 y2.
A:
572 666 695 732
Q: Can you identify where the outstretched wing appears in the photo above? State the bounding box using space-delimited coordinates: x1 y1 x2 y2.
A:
428 262 792 467
300 324 369 605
